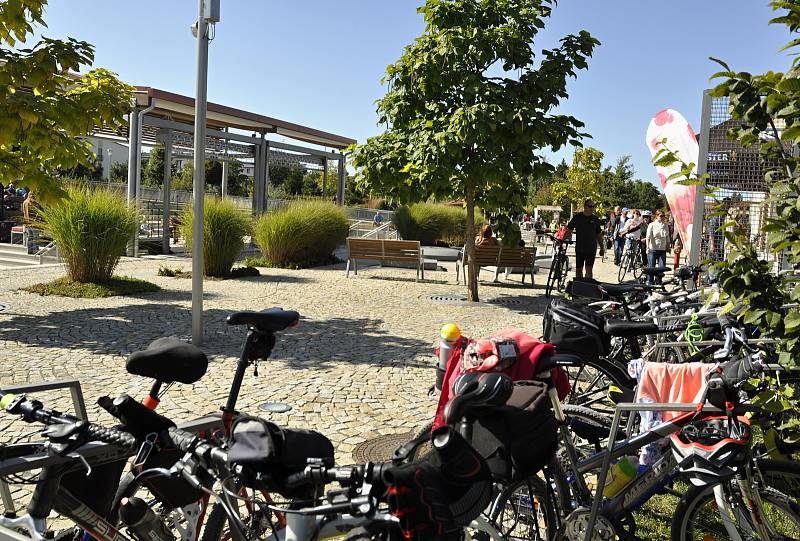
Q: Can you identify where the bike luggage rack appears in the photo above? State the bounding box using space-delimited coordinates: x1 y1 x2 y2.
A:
583 401 726 541
0 380 88 513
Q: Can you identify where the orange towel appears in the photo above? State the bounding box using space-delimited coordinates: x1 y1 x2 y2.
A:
636 362 714 421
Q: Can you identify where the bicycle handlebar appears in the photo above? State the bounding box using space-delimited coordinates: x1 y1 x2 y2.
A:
0 390 138 450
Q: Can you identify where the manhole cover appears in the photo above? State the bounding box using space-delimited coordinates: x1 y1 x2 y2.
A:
424 294 468 305
352 433 413 462
0 303 8 312
485 297 523 306
258 402 292 414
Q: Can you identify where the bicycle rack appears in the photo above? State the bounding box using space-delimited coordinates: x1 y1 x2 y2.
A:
0 380 88 513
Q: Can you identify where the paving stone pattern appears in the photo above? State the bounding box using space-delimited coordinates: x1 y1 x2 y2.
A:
0 246 620 508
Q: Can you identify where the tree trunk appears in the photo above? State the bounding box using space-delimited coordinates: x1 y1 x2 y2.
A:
465 179 479 302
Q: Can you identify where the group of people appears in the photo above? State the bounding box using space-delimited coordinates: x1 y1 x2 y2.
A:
559 200 677 285
607 206 676 281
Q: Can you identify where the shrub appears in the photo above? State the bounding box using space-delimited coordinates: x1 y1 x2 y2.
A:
254 201 349 267
38 186 137 283
392 203 478 246
180 197 253 277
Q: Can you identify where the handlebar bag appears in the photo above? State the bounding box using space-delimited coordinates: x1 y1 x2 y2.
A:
543 298 610 358
228 416 334 496
470 380 557 482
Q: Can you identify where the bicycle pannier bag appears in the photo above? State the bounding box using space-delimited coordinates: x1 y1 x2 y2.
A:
470 380 557 481
543 298 610 358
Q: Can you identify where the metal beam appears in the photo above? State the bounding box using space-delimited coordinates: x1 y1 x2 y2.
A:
269 139 341 160
264 139 270 207
336 152 346 205
221 128 229 198
162 130 172 254
690 90 712 266
142 115 262 145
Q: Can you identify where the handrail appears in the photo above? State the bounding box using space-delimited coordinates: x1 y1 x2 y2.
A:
363 221 394 239
35 241 58 264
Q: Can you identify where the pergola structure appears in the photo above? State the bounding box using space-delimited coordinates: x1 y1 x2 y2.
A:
92 87 356 254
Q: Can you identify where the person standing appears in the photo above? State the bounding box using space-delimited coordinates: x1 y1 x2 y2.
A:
612 207 626 265
566 199 604 280
646 210 670 284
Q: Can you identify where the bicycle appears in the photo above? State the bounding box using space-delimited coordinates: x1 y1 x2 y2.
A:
545 234 571 298
618 238 643 282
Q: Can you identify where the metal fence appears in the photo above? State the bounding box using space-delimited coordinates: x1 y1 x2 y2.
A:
698 94 785 267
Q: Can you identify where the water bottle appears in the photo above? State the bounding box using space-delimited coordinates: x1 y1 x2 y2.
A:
602 456 637 497
436 323 461 391
119 497 175 541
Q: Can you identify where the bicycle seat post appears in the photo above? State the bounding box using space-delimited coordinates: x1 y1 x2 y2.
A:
222 327 275 418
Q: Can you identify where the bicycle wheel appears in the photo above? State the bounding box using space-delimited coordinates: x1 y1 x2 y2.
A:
556 255 569 293
618 252 629 282
546 255 563 298
757 459 800 507
560 357 632 417
200 479 280 541
671 478 800 541
489 471 564 540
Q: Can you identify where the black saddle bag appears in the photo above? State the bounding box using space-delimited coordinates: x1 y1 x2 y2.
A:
470 380 557 482
543 298 610 358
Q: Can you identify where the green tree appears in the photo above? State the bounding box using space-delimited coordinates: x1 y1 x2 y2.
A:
142 143 178 187
628 179 666 211
695 1 800 371
553 147 604 213
283 165 305 195
226 161 252 197
0 0 132 200
350 0 598 300
110 160 128 182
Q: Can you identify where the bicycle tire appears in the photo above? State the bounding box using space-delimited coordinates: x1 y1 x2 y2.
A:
200 478 279 541
560 357 632 417
546 255 562 298
670 474 800 541
488 466 565 540
556 255 569 293
617 252 629 282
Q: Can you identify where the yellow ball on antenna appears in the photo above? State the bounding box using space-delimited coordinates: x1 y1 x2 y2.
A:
440 323 461 341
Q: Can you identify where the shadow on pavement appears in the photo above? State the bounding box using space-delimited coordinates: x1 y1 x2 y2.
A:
0 303 431 371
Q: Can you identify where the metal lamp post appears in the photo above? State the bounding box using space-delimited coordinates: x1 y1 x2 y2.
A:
106 148 113 188
191 0 220 345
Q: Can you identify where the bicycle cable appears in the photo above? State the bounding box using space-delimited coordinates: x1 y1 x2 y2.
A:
684 313 704 355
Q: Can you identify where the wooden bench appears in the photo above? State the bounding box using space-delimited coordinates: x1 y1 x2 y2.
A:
346 238 424 281
455 244 537 285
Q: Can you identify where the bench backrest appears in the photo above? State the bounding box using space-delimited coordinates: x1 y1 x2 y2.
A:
347 238 384 259
347 238 421 261
471 244 502 265
382 239 421 261
497 246 536 266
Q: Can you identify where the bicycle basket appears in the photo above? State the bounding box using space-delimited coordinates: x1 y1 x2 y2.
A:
543 298 610 358
470 380 557 482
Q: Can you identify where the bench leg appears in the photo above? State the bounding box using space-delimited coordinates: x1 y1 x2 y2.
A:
354 259 358 275
421 261 424 281
346 258 351 277
455 260 460 284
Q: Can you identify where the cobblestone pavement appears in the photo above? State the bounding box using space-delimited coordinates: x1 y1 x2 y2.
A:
0 246 620 506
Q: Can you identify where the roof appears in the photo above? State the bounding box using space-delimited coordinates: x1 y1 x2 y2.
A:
134 87 356 150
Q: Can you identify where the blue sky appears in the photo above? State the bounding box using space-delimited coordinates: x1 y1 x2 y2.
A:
39 0 790 184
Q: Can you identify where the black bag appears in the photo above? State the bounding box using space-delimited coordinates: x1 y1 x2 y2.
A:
470 380 557 481
543 298 610 358
227 416 335 496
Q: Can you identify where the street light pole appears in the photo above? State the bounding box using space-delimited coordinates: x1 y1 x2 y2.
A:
191 0 218 345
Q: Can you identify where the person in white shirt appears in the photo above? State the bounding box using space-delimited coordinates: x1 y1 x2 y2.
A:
619 210 643 257
645 210 671 284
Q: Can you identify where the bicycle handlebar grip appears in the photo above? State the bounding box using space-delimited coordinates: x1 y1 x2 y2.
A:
166 427 197 452
86 424 138 450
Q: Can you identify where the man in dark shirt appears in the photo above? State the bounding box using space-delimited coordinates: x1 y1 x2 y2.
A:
566 199 604 280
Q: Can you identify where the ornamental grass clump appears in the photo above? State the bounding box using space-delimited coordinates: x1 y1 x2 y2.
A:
38 186 137 283
180 197 253 277
254 201 349 267
392 203 476 246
